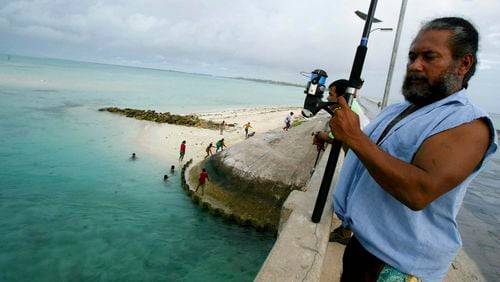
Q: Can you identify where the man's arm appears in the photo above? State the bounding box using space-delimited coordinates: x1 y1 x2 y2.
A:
331 97 491 211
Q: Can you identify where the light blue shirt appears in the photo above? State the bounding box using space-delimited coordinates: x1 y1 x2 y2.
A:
333 90 497 281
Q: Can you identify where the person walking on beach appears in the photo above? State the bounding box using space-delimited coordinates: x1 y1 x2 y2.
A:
215 138 226 152
244 122 252 138
179 140 186 161
219 120 226 135
205 142 214 159
329 17 497 281
283 112 294 131
195 168 209 196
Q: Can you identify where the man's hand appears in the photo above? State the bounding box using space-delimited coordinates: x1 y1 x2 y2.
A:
329 96 363 147
312 131 328 151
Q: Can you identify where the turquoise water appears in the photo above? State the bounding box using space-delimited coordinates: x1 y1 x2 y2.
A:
0 55 306 281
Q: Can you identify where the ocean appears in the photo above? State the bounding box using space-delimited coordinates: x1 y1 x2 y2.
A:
0 54 499 281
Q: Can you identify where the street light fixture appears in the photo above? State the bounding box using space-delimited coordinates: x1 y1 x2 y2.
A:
354 10 382 23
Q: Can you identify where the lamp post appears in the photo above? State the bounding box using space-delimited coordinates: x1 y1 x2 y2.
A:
355 2 407 109
380 0 407 109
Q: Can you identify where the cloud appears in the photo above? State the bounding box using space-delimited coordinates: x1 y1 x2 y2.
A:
479 54 500 70
486 31 500 47
0 0 500 85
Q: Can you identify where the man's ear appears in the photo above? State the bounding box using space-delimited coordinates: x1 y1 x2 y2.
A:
458 53 474 76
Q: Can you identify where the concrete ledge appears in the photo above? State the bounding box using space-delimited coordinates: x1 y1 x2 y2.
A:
255 147 344 281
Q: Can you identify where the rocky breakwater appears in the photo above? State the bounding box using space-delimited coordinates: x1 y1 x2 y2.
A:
185 115 330 232
98 107 225 129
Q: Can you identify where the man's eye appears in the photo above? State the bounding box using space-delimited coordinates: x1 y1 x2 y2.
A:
424 54 436 60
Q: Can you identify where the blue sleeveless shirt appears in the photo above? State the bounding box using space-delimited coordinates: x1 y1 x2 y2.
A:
333 90 497 281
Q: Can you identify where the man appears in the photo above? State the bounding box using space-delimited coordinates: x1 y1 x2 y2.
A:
195 168 209 196
283 112 294 131
179 140 186 161
330 17 497 281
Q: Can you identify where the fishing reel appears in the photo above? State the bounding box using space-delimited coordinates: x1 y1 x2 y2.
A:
301 69 364 118
301 69 335 117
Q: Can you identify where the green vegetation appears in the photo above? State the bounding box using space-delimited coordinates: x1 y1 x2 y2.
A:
98 107 219 129
291 120 305 127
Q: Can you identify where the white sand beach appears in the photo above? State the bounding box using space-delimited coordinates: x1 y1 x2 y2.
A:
134 106 304 163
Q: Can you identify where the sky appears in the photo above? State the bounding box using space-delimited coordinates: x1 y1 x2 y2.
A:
1 0 499 113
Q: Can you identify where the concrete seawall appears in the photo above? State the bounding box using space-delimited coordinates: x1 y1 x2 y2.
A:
255 145 342 281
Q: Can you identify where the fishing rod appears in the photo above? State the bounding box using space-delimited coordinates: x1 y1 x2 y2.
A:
301 0 379 223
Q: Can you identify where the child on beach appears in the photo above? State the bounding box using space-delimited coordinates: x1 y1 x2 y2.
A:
195 168 209 196
215 138 226 152
205 142 214 159
179 140 186 161
219 120 225 135
244 122 252 138
283 112 294 131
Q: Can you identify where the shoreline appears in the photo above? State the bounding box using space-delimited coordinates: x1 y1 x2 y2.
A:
133 106 304 164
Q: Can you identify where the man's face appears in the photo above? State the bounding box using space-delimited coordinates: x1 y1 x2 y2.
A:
327 86 338 103
402 30 463 106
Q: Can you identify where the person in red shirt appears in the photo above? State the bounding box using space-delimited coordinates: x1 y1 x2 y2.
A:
179 140 186 161
195 168 209 196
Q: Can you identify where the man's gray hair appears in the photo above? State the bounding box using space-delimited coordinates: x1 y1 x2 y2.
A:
420 17 479 89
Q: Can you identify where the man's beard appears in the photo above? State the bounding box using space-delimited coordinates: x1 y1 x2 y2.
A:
402 67 460 107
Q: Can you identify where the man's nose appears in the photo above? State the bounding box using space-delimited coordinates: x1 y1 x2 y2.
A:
408 57 424 72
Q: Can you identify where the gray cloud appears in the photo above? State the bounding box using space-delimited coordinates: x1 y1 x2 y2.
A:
1 0 499 112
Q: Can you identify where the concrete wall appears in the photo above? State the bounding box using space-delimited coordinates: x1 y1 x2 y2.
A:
255 146 344 281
